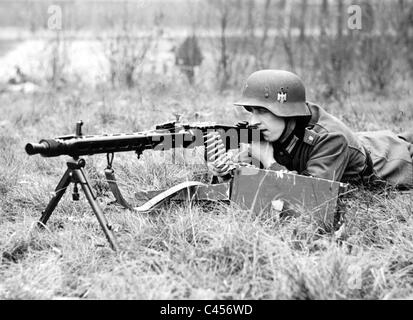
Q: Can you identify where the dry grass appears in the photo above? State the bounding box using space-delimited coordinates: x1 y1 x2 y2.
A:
0 78 413 300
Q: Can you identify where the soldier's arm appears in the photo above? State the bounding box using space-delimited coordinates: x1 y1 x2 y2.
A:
302 132 351 181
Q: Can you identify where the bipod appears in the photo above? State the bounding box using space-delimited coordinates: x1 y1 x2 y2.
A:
37 157 119 251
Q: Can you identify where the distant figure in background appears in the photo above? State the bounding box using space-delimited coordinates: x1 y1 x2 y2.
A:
175 34 203 84
209 69 413 189
7 65 28 85
5 65 42 93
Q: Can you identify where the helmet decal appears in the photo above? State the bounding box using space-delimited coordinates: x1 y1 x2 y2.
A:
277 88 287 103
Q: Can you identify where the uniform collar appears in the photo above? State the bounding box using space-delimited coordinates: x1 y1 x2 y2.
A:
274 116 311 155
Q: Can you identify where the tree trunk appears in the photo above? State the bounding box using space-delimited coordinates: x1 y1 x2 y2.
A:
334 0 344 94
320 0 329 38
258 0 272 68
246 0 255 39
299 0 308 68
318 0 330 92
299 0 308 42
282 0 295 72
336 0 343 40
219 5 229 91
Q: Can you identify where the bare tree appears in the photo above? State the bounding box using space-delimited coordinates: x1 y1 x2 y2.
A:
299 0 308 42
207 0 249 91
318 0 332 96
99 1 163 89
280 0 296 72
298 0 309 69
320 0 329 38
255 0 273 69
331 0 344 96
246 0 256 40
218 1 230 90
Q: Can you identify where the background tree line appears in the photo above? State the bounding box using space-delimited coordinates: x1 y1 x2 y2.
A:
0 0 412 101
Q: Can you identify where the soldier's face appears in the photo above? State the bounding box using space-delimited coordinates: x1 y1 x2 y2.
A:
245 106 286 142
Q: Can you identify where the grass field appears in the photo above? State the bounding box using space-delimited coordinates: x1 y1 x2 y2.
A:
0 76 412 300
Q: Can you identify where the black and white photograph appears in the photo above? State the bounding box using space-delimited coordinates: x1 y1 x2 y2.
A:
0 0 412 302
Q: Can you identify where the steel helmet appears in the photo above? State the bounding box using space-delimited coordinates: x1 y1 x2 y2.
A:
234 69 310 117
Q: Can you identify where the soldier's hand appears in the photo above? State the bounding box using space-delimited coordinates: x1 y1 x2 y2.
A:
238 143 253 163
243 141 275 169
207 161 231 177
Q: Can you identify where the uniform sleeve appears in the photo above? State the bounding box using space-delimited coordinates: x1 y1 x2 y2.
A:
302 132 351 181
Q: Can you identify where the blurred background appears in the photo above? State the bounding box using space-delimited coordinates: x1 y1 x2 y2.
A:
0 0 412 112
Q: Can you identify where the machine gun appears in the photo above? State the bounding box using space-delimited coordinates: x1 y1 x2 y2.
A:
25 120 264 251
25 120 261 158
26 120 349 251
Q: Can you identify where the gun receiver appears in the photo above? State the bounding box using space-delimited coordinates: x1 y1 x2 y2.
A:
25 132 194 157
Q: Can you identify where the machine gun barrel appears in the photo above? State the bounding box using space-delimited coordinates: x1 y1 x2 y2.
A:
25 132 194 157
25 142 49 155
25 121 264 158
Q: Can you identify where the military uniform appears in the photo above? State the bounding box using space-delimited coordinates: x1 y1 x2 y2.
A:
233 69 413 189
269 102 413 188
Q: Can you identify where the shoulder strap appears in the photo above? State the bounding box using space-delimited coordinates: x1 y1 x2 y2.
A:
133 181 206 213
105 166 229 213
104 168 133 209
